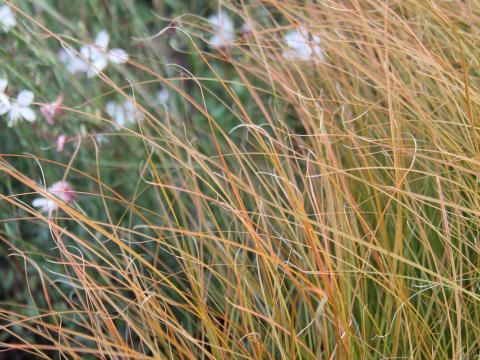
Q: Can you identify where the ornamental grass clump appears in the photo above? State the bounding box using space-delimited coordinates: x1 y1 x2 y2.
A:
0 0 479 359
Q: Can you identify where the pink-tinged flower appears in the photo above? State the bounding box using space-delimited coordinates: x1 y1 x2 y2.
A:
32 181 75 213
56 134 68 152
40 95 63 124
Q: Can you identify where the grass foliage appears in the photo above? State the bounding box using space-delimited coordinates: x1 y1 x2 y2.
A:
1 0 480 358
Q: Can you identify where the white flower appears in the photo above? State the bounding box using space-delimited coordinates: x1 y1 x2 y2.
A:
32 181 75 213
32 198 57 213
156 88 169 105
7 90 36 126
105 99 143 127
282 26 325 61
80 30 129 77
0 5 16 33
208 12 235 49
94 134 108 145
241 22 252 35
0 78 11 116
58 48 89 74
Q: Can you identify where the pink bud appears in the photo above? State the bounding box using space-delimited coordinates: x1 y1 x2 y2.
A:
40 95 64 124
56 134 68 152
49 181 75 203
